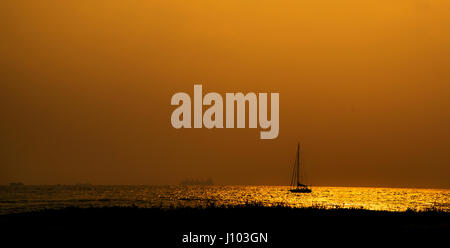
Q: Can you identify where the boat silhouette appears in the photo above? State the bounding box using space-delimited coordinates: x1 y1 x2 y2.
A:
289 143 312 193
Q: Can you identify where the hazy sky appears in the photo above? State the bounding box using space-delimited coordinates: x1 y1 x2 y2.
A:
1 0 449 188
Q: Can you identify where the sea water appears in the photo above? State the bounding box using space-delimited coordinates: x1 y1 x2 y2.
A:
0 185 448 214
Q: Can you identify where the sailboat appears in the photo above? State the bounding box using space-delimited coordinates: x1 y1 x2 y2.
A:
289 143 312 193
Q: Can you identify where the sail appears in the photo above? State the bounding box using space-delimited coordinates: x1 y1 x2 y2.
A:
292 143 301 186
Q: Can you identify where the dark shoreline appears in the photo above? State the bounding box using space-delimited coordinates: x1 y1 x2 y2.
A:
2 205 449 246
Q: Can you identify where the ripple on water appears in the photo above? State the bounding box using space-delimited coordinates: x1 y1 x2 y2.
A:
0 185 448 214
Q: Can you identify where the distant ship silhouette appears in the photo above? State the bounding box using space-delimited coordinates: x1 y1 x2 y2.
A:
180 178 214 186
289 143 312 193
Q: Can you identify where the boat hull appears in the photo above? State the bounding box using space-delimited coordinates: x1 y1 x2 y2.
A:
289 188 312 193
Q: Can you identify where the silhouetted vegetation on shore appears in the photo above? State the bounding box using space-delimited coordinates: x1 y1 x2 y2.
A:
1 204 448 245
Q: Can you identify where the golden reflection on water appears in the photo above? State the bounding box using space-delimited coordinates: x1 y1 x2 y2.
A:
171 186 449 212
0 186 448 214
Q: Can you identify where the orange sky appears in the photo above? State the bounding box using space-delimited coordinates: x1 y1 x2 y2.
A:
1 0 449 188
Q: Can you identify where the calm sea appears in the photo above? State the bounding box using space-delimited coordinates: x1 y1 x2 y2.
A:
0 185 448 214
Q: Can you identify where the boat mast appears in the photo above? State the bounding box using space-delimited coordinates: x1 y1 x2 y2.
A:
297 143 300 187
